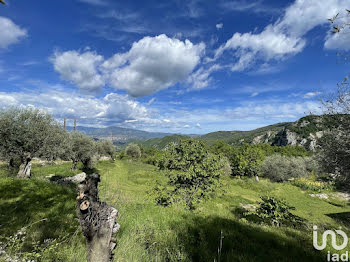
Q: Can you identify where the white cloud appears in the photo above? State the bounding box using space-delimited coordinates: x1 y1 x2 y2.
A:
147 97 156 106
0 90 150 127
216 23 223 29
51 35 205 96
303 91 320 99
187 64 221 90
251 92 259 97
220 0 280 15
102 34 205 97
0 88 324 133
215 0 349 71
0 17 27 49
50 50 105 93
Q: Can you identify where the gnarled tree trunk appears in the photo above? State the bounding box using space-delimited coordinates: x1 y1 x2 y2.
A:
17 154 32 178
76 174 119 262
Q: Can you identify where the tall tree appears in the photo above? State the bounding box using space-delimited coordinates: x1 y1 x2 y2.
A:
155 139 224 210
318 9 350 187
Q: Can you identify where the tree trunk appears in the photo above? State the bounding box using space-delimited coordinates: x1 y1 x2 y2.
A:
76 174 120 262
72 160 78 170
255 175 259 182
17 154 32 178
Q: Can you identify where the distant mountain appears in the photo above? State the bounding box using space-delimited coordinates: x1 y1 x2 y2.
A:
66 126 173 145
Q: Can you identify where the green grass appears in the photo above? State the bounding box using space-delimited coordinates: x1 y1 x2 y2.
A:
1 160 350 261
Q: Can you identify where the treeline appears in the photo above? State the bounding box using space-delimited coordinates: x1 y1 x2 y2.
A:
0 108 116 178
119 139 310 178
116 138 319 209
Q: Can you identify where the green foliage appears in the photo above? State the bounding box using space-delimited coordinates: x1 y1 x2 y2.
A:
125 143 142 159
141 147 165 166
0 107 67 168
260 155 316 182
229 144 265 177
156 139 224 209
245 196 301 227
210 141 309 178
318 116 350 189
137 134 189 149
292 177 335 192
67 132 97 170
96 139 116 160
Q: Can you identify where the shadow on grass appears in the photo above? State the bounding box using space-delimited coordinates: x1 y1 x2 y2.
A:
173 215 324 262
326 212 350 227
0 178 79 246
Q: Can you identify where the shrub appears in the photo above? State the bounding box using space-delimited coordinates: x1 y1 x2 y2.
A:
141 148 165 166
245 196 301 227
260 155 315 182
125 143 142 159
292 177 335 192
96 140 116 160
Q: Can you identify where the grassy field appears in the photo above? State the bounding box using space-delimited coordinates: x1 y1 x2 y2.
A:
1 160 350 261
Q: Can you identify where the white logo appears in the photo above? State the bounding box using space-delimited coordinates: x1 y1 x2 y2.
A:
313 225 348 251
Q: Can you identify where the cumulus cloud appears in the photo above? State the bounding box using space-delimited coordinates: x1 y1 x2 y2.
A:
102 34 205 97
51 35 205 96
50 50 105 93
0 17 27 49
215 0 349 71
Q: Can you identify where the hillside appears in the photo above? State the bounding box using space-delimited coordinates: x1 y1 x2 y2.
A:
136 134 190 149
200 122 289 145
2 160 349 261
137 114 350 150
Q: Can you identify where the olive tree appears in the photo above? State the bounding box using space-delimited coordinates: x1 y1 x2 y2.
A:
67 132 97 170
0 107 67 178
96 140 116 160
125 143 141 159
155 139 225 210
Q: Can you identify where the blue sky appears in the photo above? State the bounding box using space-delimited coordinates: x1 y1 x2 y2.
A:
0 0 349 134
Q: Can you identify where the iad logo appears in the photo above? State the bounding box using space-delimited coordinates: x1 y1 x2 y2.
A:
313 225 348 250
313 225 349 261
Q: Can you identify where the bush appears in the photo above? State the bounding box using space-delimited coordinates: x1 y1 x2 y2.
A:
260 155 316 182
292 177 335 192
244 196 301 227
141 148 165 166
96 140 116 160
125 143 142 159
